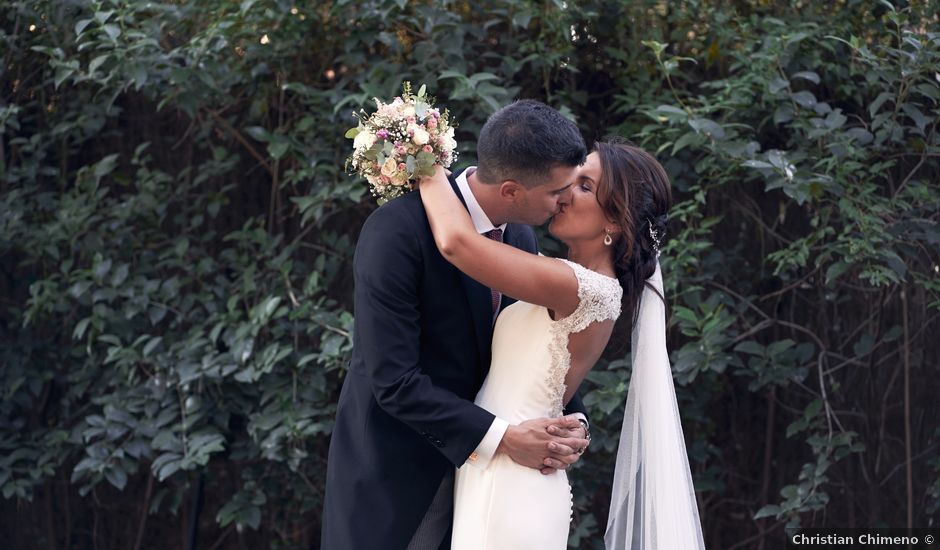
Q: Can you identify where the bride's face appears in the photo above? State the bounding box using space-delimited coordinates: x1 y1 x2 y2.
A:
548 152 613 244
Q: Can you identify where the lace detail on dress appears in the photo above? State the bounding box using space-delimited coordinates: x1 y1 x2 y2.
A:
546 259 623 417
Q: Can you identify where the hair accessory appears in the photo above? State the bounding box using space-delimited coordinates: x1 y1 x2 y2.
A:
604 229 613 246
648 221 662 258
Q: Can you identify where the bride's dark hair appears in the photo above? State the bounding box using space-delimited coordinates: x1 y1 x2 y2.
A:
594 140 672 322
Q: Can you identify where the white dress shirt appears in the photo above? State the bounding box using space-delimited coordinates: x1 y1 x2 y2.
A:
455 167 509 469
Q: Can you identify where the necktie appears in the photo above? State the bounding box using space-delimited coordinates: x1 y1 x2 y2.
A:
484 228 503 314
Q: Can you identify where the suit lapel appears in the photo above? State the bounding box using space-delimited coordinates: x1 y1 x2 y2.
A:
448 173 494 365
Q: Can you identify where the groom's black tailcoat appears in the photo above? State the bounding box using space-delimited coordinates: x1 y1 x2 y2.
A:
321 173 586 550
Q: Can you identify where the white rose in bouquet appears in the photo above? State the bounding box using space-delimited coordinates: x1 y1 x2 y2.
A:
411 126 430 145
353 129 376 151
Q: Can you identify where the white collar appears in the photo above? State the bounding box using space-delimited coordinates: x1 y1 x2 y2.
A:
455 166 507 235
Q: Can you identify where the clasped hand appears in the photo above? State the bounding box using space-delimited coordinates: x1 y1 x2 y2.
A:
496 415 589 475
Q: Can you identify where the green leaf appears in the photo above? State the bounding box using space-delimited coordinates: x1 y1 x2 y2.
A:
110 264 129 286
853 333 875 357
825 111 847 130
653 104 688 119
792 71 821 84
688 118 725 140
104 467 127 490
901 103 930 132
88 54 109 74
143 336 162 357
825 261 850 285
94 258 113 280
767 339 795 356
791 91 817 107
132 65 148 90
94 10 115 24
263 296 281 318
641 40 668 58
769 77 789 94
437 70 468 82
672 132 699 155
268 141 289 160
734 341 765 356
73 318 92 340
868 91 893 117
786 418 807 437
94 154 119 178
245 126 270 142
774 105 794 124
74 19 94 36
804 398 823 420
468 72 500 87
102 24 121 41
54 67 75 89
673 306 697 324
754 504 781 519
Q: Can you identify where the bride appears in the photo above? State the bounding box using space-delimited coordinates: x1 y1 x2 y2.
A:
419 141 705 549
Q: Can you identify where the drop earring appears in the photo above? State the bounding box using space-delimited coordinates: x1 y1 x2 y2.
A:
603 229 613 246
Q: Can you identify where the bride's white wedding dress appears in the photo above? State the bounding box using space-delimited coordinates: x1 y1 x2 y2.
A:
451 259 622 550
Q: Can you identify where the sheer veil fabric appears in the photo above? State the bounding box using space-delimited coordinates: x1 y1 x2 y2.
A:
605 263 706 550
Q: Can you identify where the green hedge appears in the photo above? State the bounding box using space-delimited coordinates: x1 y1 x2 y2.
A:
1 1 938 548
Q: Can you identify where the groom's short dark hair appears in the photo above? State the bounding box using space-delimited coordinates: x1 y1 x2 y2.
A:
476 99 587 187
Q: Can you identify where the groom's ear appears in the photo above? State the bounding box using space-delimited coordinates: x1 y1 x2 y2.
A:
498 180 524 201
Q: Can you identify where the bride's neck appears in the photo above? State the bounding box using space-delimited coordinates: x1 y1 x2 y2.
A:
566 241 616 277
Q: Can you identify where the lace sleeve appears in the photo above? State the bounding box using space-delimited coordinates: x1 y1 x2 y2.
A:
556 259 623 332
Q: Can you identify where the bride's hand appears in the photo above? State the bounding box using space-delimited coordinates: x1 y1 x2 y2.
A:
417 164 449 185
497 416 588 473
541 416 590 474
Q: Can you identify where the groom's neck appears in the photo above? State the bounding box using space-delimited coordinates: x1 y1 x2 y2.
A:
468 170 508 226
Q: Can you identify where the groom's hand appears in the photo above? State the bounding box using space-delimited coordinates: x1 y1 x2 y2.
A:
496 416 589 473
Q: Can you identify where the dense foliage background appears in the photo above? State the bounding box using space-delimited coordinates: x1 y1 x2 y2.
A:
2 0 938 548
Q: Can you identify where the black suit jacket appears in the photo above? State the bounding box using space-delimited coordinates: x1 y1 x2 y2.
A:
321 173 586 550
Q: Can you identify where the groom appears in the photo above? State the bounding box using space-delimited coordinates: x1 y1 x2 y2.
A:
321 100 591 550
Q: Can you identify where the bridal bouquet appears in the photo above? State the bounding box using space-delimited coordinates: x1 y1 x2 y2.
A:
345 82 458 203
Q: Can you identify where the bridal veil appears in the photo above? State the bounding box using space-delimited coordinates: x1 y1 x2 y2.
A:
605 262 706 550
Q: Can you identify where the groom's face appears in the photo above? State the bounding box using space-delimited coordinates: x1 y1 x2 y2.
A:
509 164 578 225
